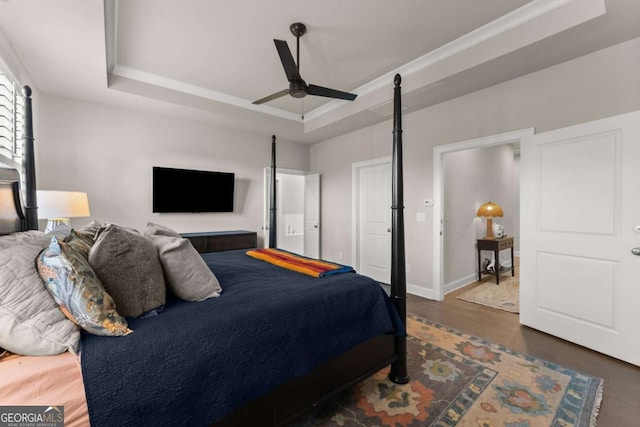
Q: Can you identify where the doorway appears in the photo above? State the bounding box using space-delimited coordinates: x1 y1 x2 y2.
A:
432 129 533 301
263 168 320 257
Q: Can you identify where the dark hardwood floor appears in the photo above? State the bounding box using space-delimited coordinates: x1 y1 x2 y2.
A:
406 289 640 426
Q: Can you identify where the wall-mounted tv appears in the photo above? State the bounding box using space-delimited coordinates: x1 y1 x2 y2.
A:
153 167 234 213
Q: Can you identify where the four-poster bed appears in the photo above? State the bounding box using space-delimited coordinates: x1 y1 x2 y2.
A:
1 75 408 426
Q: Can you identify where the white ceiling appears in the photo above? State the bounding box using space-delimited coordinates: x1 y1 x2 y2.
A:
0 0 638 143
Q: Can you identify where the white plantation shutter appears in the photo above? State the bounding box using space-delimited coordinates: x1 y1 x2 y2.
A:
0 66 22 170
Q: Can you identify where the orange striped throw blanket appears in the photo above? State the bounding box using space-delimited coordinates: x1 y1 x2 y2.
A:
246 248 355 278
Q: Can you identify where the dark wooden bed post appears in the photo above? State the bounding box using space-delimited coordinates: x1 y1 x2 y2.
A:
269 135 277 248
388 74 409 385
22 85 38 230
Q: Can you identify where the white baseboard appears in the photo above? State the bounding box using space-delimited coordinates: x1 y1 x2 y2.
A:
444 273 477 295
407 283 436 300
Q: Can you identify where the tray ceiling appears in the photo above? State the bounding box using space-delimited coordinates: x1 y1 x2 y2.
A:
0 0 638 143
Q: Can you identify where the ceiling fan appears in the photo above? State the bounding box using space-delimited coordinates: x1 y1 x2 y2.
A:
253 22 357 105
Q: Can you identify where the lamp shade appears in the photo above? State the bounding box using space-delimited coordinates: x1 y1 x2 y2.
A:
37 191 91 219
476 201 503 218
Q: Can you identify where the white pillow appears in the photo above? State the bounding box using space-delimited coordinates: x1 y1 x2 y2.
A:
0 239 80 356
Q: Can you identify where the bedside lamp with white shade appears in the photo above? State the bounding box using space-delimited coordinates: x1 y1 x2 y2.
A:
37 191 91 233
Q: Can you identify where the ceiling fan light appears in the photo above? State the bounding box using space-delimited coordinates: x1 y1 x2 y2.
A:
289 81 307 98
289 90 306 98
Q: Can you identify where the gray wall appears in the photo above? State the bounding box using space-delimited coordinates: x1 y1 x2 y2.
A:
14 35 640 298
35 94 310 241
310 37 640 297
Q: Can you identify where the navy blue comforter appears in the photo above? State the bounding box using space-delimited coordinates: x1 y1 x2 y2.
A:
81 249 401 426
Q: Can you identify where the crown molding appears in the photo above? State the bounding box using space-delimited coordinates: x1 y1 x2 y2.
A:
304 0 580 122
111 64 302 122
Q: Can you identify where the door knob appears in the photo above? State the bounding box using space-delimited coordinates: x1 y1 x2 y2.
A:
387 228 392 232
313 224 318 229
631 247 640 256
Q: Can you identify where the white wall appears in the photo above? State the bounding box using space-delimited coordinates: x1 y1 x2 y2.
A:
513 152 520 253
442 144 515 288
35 94 309 243
310 37 640 297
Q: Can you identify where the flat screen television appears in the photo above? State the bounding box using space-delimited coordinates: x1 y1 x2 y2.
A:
153 167 234 213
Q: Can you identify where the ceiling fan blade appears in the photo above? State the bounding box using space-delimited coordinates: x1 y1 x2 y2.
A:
274 39 301 82
307 84 357 101
252 89 289 105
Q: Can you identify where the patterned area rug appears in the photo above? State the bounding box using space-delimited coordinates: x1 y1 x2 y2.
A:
293 314 602 427
457 275 519 313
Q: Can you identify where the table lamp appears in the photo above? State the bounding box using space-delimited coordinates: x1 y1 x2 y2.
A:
476 201 503 239
37 190 91 233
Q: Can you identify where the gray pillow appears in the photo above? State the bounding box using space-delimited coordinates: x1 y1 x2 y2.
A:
144 223 222 301
145 222 181 238
89 224 166 318
0 242 80 355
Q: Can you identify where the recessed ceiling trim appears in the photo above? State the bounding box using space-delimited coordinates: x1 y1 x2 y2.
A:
111 64 303 122
104 0 117 75
303 0 581 123
303 0 605 135
104 0 604 132
369 100 407 117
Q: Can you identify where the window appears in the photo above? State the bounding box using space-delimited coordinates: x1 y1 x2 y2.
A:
0 64 24 170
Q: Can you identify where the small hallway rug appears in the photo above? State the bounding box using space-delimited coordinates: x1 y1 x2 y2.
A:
456 275 520 313
293 314 603 427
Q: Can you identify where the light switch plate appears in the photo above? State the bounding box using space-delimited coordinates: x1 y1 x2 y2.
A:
416 212 426 222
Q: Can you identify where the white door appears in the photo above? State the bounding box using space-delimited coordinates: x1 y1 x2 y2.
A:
304 174 320 258
358 162 392 283
520 110 640 366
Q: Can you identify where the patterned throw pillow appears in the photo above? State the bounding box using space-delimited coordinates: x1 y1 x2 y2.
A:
36 237 132 336
64 230 93 259
68 220 103 258
77 220 102 240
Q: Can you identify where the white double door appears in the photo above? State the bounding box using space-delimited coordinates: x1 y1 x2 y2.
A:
521 110 640 366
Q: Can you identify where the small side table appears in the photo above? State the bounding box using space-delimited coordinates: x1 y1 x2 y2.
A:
476 236 514 284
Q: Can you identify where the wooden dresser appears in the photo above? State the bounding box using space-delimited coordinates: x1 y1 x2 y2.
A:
180 230 257 254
